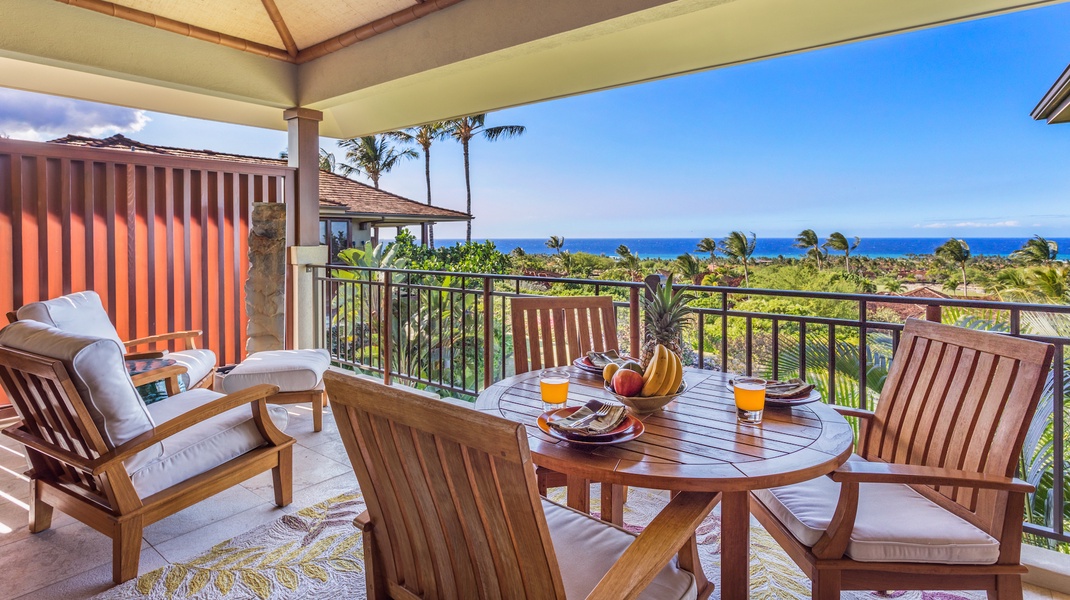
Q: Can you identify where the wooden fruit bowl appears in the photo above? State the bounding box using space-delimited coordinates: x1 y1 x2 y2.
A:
603 380 688 414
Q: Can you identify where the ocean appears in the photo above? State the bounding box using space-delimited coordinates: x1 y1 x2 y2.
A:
434 237 1069 260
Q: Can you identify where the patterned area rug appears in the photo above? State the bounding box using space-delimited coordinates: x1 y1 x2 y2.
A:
96 487 984 599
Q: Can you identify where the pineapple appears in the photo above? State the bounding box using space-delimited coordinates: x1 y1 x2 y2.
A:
641 274 695 367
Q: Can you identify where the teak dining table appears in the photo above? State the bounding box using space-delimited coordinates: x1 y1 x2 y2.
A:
475 366 854 598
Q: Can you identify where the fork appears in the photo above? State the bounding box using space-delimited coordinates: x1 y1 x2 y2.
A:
570 404 613 429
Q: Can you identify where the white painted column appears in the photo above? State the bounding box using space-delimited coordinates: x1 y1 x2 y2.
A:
284 108 328 350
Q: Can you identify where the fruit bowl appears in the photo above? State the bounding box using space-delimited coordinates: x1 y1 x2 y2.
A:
603 380 688 414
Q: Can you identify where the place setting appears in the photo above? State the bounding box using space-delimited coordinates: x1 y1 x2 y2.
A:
535 367 645 445
726 376 821 425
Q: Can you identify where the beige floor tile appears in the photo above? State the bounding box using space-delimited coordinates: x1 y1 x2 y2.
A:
240 444 351 503
0 520 134 600
1025 583 1056 600
143 484 273 545
12 546 167 600
284 471 359 510
149 500 295 564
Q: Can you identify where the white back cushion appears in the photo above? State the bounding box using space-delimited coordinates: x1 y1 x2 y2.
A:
16 291 125 349
0 320 155 450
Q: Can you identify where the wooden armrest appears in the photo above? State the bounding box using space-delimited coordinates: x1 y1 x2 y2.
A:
92 383 282 475
125 330 202 349
829 461 1034 493
354 510 373 531
125 351 167 360
130 364 187 388
587 491 720 600
2 423 96 472
831 406 875 420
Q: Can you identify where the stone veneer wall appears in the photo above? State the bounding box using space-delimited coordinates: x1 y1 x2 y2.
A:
246 203 287 353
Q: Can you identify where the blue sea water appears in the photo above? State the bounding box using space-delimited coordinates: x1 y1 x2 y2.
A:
434 237 1069 260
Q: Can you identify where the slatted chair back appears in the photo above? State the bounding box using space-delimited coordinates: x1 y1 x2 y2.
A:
324 371 567 600
0 347 115 506
511 296 619 375
861 318 1054 533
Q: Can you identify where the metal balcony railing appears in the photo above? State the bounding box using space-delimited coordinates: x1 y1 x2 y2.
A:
311 265 1070 549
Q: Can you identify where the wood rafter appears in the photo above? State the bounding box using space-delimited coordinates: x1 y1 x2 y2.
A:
54 0 465 65
259 0 298 58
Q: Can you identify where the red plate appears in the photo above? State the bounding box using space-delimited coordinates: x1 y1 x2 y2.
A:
572 355 638 375
538 406 645 445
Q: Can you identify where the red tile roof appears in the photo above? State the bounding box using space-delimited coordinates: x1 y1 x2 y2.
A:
49 134 470 222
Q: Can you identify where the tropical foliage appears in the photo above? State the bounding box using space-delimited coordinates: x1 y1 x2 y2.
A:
444 114 526 242
336 135 417 188
719 231 757 286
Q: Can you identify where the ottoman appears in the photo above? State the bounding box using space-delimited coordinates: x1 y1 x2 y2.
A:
219 349 331 431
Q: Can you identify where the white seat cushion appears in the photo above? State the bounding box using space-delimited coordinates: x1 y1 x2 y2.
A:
169 348 216 386
221 349 330 393
16 291 126 349
0 321 157 455
129 388 289 498
541 499 697 600
752 455 1000 565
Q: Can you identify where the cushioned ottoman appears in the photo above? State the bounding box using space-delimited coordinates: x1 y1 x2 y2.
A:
219 349 331 431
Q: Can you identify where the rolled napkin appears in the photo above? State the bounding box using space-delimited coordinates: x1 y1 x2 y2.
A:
730 377 814 399
548 400 628 436
585 350 623 368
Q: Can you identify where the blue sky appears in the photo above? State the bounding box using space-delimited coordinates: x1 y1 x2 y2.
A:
3 3 1069 241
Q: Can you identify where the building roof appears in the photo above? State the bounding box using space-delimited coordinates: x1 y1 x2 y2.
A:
49 134 470 225
1032 63 1070 124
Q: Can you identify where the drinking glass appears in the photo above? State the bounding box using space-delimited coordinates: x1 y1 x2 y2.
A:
539 369 570 412
733 376 766 424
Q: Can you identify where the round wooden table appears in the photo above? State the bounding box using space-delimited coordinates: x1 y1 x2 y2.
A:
475 366 854 598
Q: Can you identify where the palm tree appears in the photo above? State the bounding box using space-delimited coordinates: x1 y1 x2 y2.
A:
545 235 565 254
616 244 641 281
1010 235 1059 266
718 231 757 286
445 114 526 242
319 149 336 173
337 135 417 189
935 238 971 297
674 253 706 285
825 232 861 273
793 229 823 269
389 123 446 247
696 238 718 263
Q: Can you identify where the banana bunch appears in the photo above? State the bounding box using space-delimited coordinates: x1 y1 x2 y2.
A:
641 344 684 397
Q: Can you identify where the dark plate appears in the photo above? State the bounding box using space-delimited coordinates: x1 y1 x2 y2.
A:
572 355 638 374
725 380 822 407
538 406 645 445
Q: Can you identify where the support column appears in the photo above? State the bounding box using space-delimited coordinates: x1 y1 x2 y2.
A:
284 107 325 350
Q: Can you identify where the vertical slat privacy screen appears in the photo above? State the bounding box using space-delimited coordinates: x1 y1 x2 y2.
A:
0 138 295 404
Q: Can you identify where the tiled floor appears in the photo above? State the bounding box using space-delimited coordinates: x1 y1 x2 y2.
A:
0 404 1065 600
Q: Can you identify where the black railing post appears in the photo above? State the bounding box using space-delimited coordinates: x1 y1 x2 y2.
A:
629 286 641 359
383 270 393 386
720 291 729 372
859 300 868 411
483 276 493 390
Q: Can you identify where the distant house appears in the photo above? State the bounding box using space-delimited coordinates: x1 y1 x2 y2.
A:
50 134 471 262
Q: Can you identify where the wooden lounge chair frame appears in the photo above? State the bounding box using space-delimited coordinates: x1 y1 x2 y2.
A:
0 346 295 584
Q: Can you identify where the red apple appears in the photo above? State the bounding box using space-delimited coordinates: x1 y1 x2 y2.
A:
611 368 644 397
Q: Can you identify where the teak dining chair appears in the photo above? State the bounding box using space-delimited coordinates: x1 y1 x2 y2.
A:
323 370 714 599
510 295 620 374
510 295 623 505
0 321 294 584
751 318 1055 600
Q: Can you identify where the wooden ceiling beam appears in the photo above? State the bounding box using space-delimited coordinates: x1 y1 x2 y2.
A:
296 0 465 64
55 0 295 62
55 0 465 65
259 0 299 58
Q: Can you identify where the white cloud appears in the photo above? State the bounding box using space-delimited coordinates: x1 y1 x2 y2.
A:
913 220 1020 229
0 89 149 142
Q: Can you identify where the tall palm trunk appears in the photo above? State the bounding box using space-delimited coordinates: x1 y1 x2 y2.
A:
423 147 433 248
742 260 749 286
844 252 850 274
463 138 472 242
961 265 968 297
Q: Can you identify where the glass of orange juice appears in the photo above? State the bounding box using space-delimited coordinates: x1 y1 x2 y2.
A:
733 376 766 424
540 369 570 412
